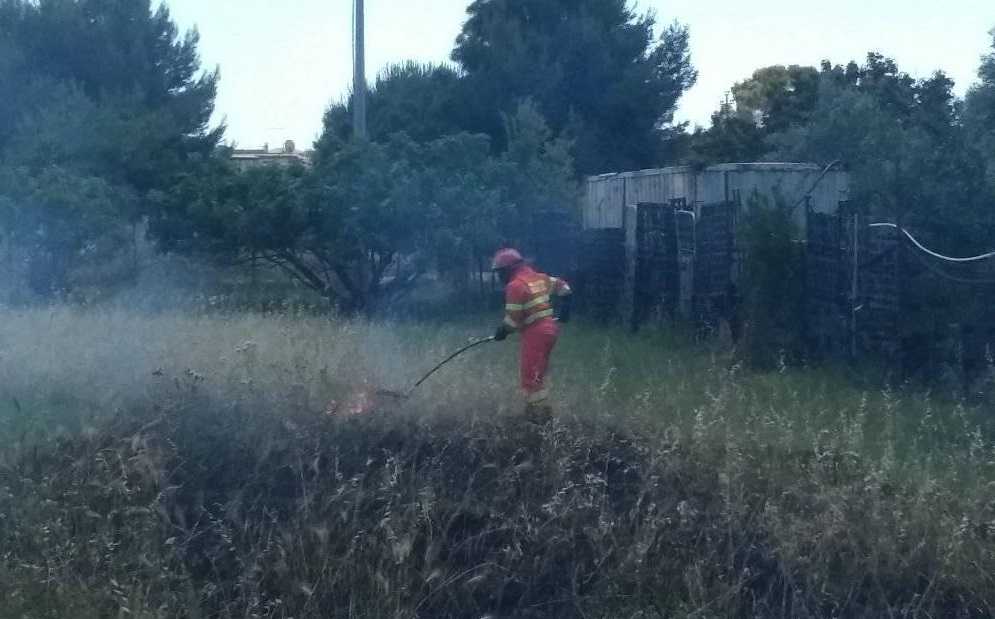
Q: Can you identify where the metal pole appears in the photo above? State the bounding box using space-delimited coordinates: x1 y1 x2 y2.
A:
353 0 368 140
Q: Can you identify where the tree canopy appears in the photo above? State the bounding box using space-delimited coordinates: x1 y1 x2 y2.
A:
748 51 995 377
730 65 820 133
965 30 995 190
157 100 577 314
688 64 821 164
317 62 469 152
321 1 697 177
452 0 696 174
0 0 220 299
0 0 220 190
769 55 987 230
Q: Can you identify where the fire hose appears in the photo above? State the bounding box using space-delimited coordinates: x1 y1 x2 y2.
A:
376 336 496 400
375 311 564 402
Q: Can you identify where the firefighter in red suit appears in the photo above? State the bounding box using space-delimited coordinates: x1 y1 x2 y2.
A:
491 248 572 423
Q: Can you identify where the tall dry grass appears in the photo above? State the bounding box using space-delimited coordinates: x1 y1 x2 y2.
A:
1 307 994 617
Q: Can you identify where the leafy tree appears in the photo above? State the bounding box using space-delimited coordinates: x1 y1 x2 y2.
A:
688 110 768 164
317 62 468 153
0 0 220 190
731 65 820 133
497 100 578 245
965 29 995 189
0 167 128 298
768 52 994 379
154 135 503 313
162 102 577 315
0 0 220 298
688 65 819 164
452 0 696 174
770 55 985 230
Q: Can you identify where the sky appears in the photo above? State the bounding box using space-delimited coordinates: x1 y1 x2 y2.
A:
161 0 995 151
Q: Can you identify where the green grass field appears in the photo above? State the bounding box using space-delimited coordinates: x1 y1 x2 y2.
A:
1 307 994 617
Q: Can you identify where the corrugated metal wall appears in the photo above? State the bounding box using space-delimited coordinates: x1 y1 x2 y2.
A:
583 164 850 231
623 168 694 208
583 174 626 229
580 163 851 330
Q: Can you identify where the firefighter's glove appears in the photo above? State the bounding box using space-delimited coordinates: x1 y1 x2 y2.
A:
494 325 511 342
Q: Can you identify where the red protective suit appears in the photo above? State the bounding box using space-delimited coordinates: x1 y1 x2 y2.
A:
502 265 572 403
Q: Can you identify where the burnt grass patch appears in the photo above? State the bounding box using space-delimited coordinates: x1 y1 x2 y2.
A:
1 396 993 618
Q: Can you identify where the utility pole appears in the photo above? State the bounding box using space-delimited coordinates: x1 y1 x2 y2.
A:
353 0 368 140
720 91 733 118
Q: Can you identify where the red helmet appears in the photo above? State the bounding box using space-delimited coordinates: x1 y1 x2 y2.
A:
491 247 524 271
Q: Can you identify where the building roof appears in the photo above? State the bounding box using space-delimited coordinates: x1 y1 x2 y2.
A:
230 152 311 162
587 162 842 181
231 141 313 167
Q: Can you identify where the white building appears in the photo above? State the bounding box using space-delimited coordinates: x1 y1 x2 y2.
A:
583 162 850 231
231 140 313 171
579 162 851 327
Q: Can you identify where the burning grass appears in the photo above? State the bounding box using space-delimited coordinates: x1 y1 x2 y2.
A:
1 308 994 617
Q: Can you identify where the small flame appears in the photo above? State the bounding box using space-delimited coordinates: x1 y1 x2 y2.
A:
325 384 377 417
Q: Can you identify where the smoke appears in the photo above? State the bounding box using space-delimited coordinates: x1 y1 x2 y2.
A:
0 306 516 443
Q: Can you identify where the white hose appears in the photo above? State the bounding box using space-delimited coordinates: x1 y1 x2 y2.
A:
868 222 995 263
